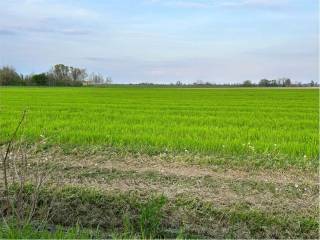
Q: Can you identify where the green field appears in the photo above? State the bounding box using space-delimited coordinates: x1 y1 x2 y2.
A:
0 87 318 168
0 87 319 238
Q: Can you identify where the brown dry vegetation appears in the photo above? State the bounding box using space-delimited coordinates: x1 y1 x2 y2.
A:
42 150 319 214
2 147 316 238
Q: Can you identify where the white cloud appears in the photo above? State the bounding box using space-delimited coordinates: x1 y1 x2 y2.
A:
1 0 98 19
145 0 210 8
147 0 290 9
220 0 289 8
0 0 99 35
164 1 209 8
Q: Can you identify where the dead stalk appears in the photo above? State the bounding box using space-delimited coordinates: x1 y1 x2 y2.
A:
1 110 60 227
2 110 26 197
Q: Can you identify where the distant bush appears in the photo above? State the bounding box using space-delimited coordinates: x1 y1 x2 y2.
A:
258 78 292 87
30 73 49 86
242 80 253 87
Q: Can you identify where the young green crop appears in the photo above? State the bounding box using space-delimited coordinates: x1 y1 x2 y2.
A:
0 87 318 168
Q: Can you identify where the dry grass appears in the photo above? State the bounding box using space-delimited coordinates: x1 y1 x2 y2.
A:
21 149 319 217
1 145 318 238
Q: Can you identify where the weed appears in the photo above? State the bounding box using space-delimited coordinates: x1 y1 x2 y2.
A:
139 195 167 238
0 220 96 239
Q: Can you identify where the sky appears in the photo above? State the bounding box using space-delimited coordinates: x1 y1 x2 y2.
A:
0 0 318 84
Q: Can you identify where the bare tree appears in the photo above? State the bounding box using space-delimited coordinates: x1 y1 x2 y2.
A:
89 72 105 85
105 77 112 84
51 64 70 81
277 77 291 87
69 67 87 82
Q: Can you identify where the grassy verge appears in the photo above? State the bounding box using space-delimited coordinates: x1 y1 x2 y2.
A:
0 220 98 239
1 185 318 239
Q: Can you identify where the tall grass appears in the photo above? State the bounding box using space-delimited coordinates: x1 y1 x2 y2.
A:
0 221 95 239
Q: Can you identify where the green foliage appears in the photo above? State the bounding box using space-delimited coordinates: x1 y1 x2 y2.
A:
2 187 169 239
258 78 291 87
0 221 95 239
139 195 167 238
242 80 252 87
30 73 48 86
0 64 87 86
0 87 318 168
112 196 167 239
2 185 318 238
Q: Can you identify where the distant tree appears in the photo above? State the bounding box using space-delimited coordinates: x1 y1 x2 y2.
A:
310 80 315 87
30 73 48 86
51 64 70 80
88 72 105 85
138 82 154 85
23 74 32 85
280 78 291 87
0 66 23 85
176 81 183 86
277 77 291 87
270 79 277 87
48 64 71 86
242 80 252 87
70 67 87 82
259 79 271 87
193 80 204 85
47 64 87 86
105 77 112 84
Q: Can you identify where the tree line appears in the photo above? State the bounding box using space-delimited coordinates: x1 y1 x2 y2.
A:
135 79 318 88
0 64 112 86
241 78 318 87
185 79 317 87
0 64 317 87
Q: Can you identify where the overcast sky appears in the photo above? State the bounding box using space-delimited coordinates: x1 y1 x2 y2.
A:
0 0 318 84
